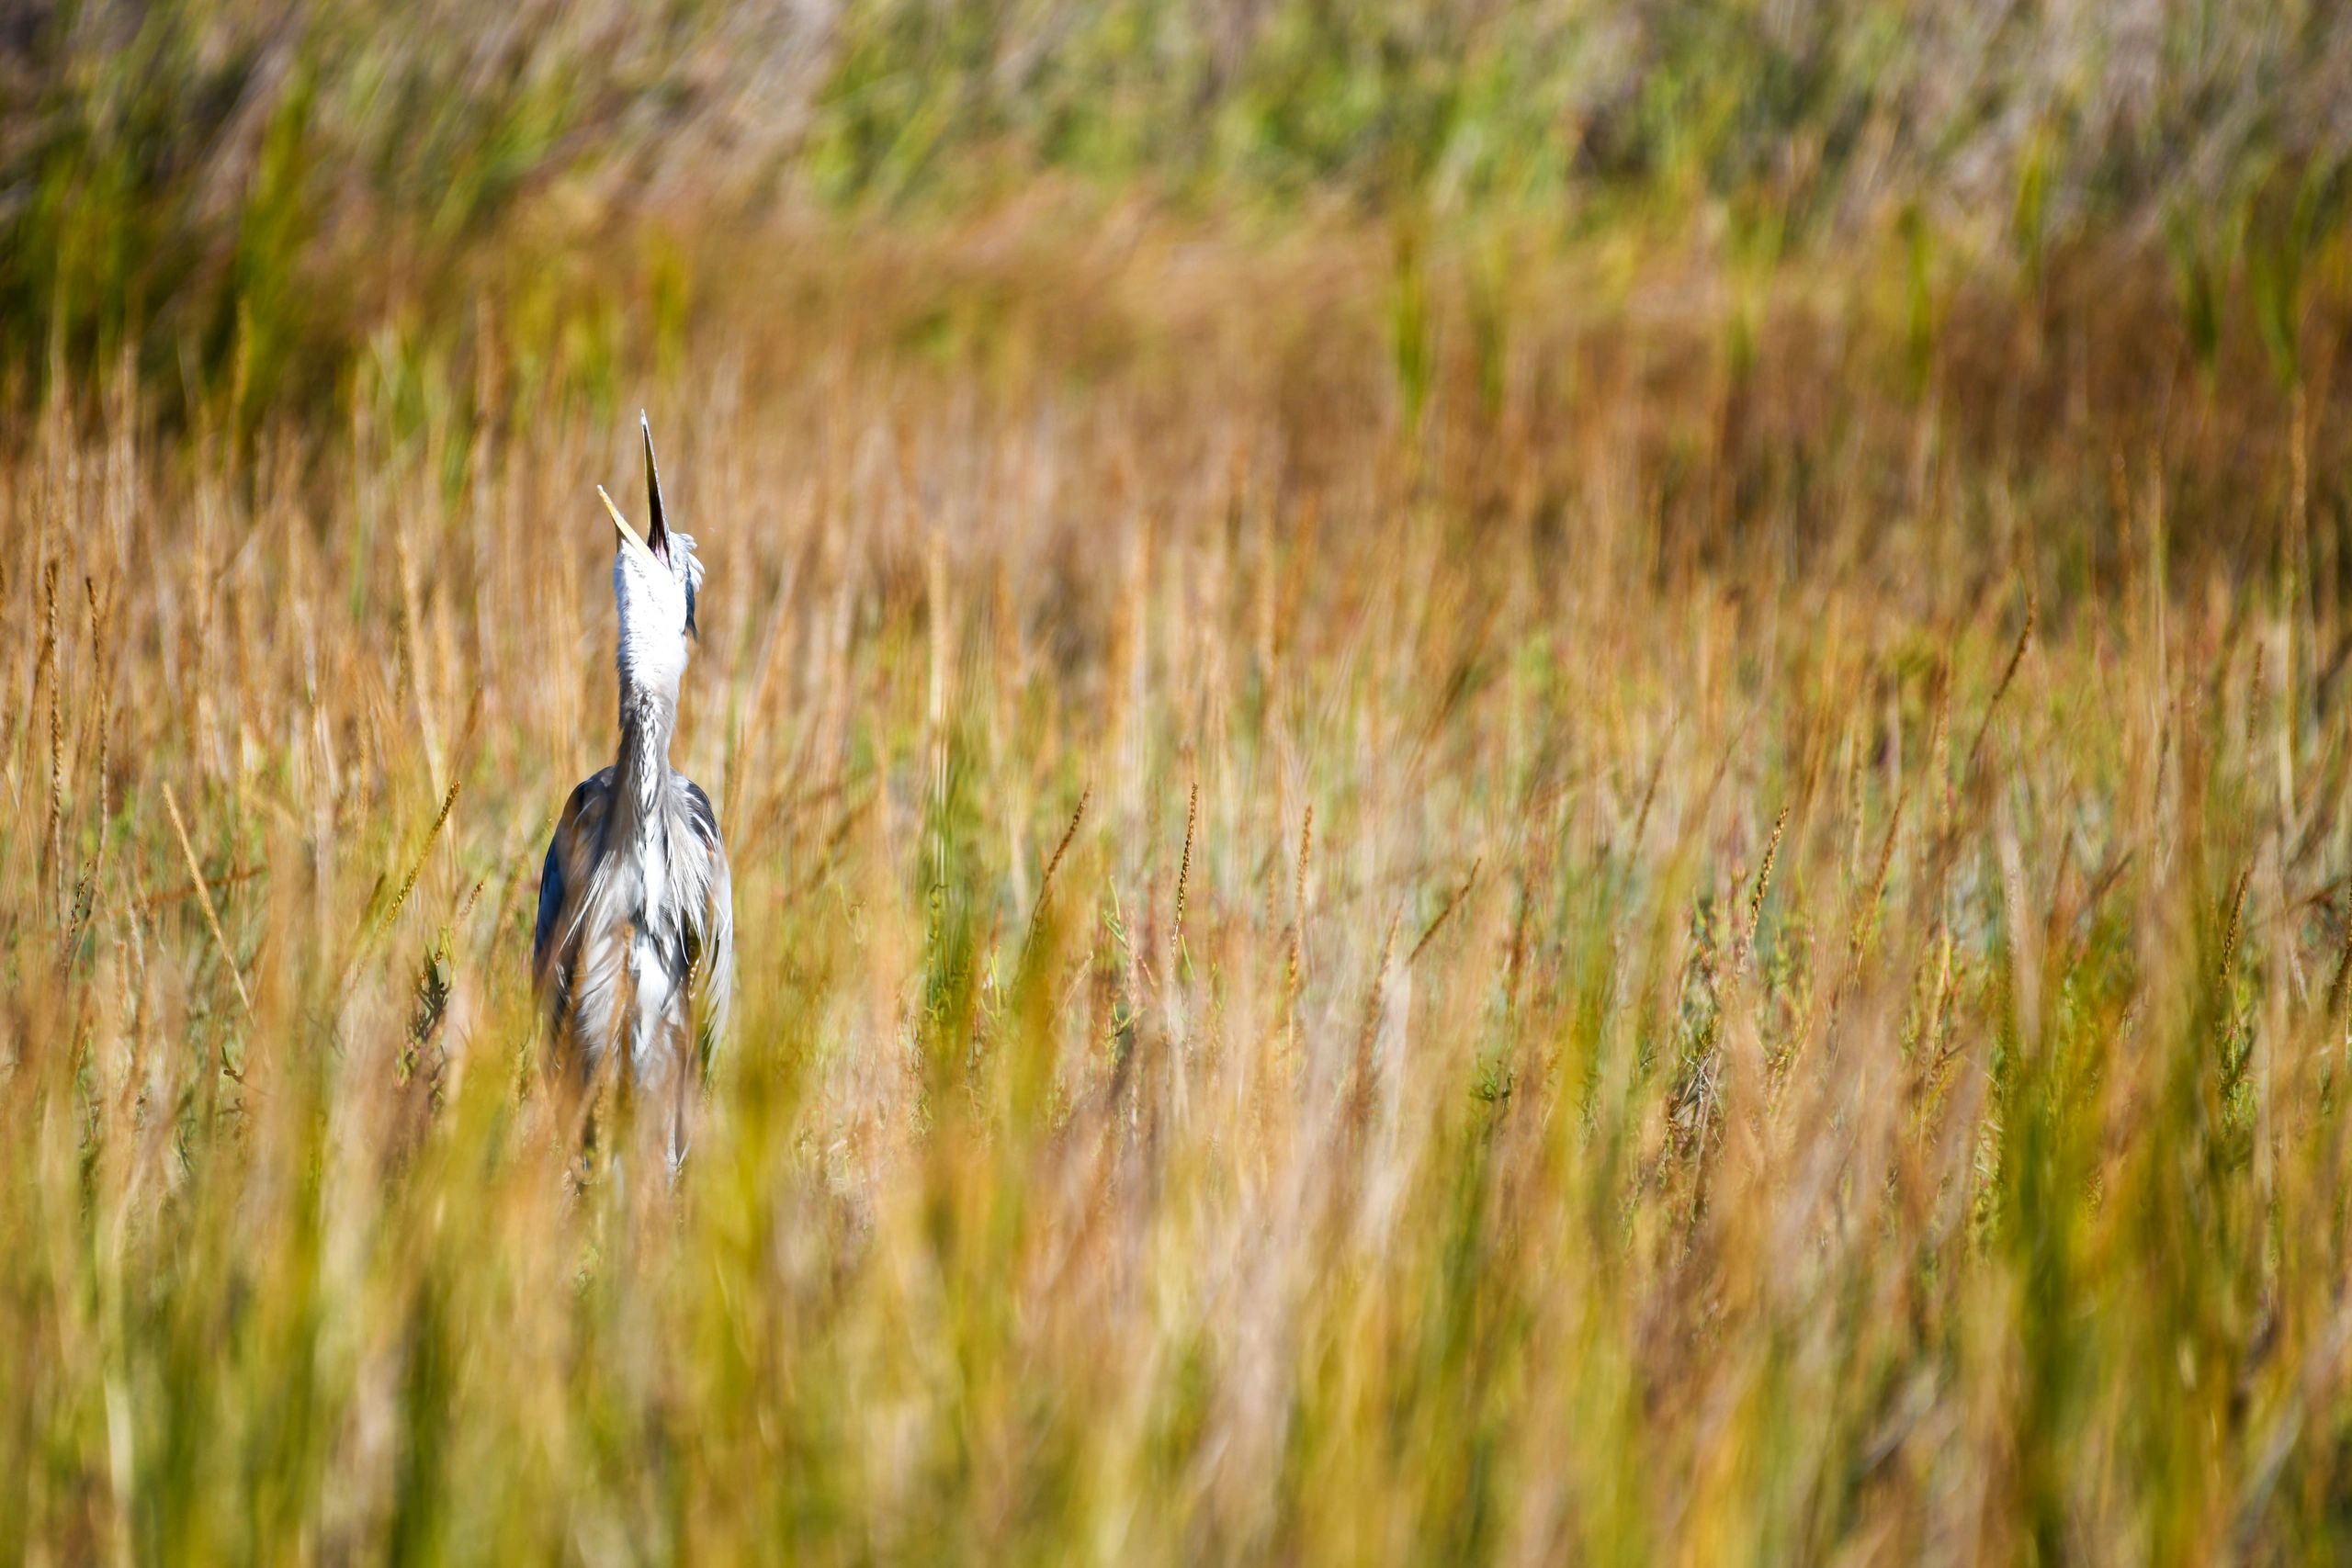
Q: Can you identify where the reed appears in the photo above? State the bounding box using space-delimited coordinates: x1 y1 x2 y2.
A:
6 3 2352 1558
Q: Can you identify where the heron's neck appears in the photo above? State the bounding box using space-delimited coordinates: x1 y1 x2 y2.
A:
613 683 677 840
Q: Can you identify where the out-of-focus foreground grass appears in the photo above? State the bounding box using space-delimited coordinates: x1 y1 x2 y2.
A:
10 2 2352 1562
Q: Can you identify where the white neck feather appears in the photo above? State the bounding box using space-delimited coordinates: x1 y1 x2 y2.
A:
615 558 689 698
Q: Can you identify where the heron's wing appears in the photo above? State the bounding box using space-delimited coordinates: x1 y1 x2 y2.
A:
534 770 614 1015
681 778 734 1066
532 834 564 983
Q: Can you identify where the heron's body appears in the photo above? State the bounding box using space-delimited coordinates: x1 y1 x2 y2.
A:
533 418 732 1167
532 710 732 1116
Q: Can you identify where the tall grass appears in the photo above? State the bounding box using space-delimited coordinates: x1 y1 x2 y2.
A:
6 231 2352 1558
10 1 2352 1560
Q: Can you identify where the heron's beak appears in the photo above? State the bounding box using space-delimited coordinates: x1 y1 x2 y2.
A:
640 412 672 560
598 486 660 566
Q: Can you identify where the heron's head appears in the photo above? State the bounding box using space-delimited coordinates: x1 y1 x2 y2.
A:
602 413 704 696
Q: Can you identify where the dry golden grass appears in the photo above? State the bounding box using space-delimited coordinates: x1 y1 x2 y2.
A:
6 221 2352 1562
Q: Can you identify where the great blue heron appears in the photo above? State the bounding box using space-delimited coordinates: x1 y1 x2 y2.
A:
534 414 733 1169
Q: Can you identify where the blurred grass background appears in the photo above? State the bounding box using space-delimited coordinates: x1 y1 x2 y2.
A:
10 1 2352 1562
10 0 2352 428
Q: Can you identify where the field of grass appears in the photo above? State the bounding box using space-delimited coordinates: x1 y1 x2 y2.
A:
9 3 2352 1562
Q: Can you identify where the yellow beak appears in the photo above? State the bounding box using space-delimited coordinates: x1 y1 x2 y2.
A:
598 485 660 564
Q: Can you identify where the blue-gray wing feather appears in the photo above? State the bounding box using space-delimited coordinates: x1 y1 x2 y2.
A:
532 834 565 983
533 770 614 1038
680 779 734 1063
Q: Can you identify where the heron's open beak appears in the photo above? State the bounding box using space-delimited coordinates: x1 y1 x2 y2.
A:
640 412 672 561
598 486 660 565
600 413 678 566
